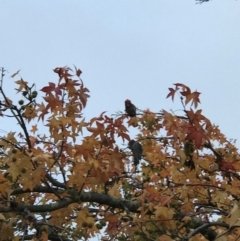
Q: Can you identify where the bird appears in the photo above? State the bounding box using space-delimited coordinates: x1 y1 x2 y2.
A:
125 99 136 117
128 140 143 166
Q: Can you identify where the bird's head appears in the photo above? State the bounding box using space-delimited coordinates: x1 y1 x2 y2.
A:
125 99 132 106
128 139 136 148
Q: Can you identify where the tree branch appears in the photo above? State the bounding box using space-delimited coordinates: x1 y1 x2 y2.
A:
1 191 140 213
186 221 230 240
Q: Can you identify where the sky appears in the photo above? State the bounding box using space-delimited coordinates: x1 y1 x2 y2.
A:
0 0 240 240
1 0 240 147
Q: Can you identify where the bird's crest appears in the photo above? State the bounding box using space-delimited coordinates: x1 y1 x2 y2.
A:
125 99 132 104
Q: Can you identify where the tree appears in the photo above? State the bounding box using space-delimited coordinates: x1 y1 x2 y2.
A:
0 66 239 241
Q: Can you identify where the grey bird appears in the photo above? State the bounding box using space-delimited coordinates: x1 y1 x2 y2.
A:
128 140 143 166
125 99 137 117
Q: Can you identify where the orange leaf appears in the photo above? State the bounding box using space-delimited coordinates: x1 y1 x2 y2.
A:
15 79 28 93
185 127 207 148
36 102 49 121
74 65 82 77
78 82 90 108
39 231 48 241
181 89 201 108
10 69 21 78
166 87 177 101
30 125 38 134
0 213 6 221
41 82 62 96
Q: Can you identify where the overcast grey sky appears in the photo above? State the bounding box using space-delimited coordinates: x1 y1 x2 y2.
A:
1 0 240 148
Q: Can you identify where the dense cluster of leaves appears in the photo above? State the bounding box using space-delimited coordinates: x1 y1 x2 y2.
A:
0 66 239 241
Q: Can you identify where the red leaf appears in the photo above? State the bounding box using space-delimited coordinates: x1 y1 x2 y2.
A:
74 65 82 77
53 66 73 81
181 89 201 108
185 127 208 148
166 88 177 101
220 160 235 172
41 82 62 96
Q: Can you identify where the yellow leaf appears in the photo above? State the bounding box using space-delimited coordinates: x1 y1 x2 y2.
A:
215 231 227 241
108 183 121 198
30 125 38 134
229 202 239 217
179 185 188 199
8 164 20 181
78 118 88 135
155 206 174 219
181 216 191 223
157 235 173 241
177 149 186 167
10 69 21 78
6 132 17 144
228 202 240 227
22 104 37 122
214 191 227 208
12 237 20 241
209 162 219 172
180 202 194 213
89 159 99 168
39 231 48 241
0 222 14 239
15 79 28 92
0 213 6 221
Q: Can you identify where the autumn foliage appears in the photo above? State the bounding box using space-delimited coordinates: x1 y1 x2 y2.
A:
0 66 239 241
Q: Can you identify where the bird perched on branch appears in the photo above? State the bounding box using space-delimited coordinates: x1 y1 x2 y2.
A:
125 99 136 117
128 140 143 166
